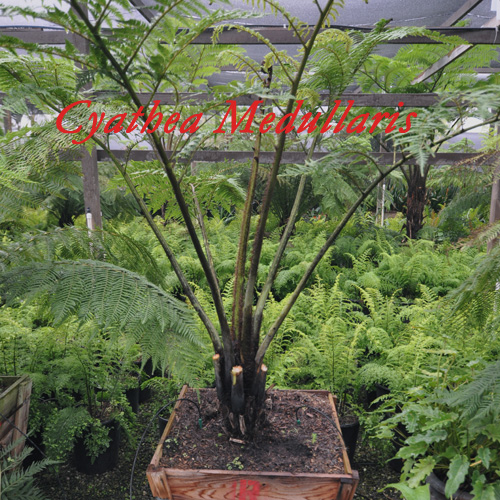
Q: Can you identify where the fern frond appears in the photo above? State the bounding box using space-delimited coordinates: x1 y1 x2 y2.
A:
0 259 205 378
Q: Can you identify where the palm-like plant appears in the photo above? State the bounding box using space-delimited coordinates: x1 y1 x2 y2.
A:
1 0 500 436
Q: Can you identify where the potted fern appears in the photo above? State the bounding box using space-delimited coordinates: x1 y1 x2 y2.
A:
38 327 135 474
2 0 500 497
42 367 134 475
379 359 500 500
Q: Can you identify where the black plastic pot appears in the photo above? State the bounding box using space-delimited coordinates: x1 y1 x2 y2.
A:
139 385 152 403
158 415 168 438
340 417 360 465
126 385 140 413
74 419 121 475
387 444 404 472
363 386 377 410
133 358 154 403
363 383 391 410
23 431 45 468
124 372 141 413
375 383 390 400
133 358 155 378
388 422 407 472
426 472 473 500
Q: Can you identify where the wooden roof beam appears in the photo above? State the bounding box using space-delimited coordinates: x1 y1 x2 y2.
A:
92 150 493 165
412 15 498 84
0 91 461 108
443 0 485 27
3 26 500 45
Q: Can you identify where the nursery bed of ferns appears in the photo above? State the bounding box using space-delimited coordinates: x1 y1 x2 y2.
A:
2 210 500 498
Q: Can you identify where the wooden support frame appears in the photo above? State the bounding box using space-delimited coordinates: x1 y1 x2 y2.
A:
443 0 485 27
1 8 497 181
488 124 500 252
3 26 500 45
413 9 497 85
72 3 103 229
412 45 473 84
128 0 156 22
133 92 453 108
94 150 489 166
0 91 458 108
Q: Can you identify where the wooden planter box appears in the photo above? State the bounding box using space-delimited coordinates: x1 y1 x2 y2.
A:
0 374 32 456
147 386 359 500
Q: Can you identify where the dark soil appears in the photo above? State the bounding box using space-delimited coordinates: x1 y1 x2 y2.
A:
36 388 403 500
159 388 344 474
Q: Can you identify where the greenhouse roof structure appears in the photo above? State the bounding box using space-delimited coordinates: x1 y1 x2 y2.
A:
2 0 499 152
1 0 500 88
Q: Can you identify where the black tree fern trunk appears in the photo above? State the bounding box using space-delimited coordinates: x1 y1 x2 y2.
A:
405 166 428 239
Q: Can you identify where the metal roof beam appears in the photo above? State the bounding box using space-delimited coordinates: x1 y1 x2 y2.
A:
412 45 473 84
128 0 155 23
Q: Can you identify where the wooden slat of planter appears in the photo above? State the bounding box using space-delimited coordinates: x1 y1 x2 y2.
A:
0 376 25 415
147 388 358 500
148 467 358 500
151 384 189 468
148 385 189 499
0 375 29 440
328 393 352 476
337 473 360 500
11 376 32 456
0 375 32 457
158 469 342 500
148 468 174 499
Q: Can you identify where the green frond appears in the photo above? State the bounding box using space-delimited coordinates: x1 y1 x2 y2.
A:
1 438 56 500
0 226 165 287
0 259 206 380
439 359 500 423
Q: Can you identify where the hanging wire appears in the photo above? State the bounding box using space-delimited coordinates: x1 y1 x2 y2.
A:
292 404 343 437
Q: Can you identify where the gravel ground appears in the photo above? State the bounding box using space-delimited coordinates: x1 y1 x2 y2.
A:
351 435 403 500
37 391 402 500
